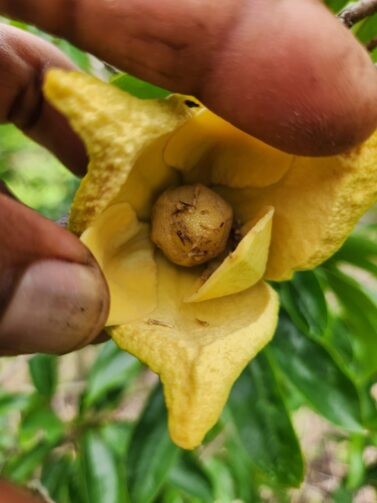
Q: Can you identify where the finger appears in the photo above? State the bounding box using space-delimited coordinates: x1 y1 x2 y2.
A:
0 194 109 355
0 24 87 175
0 480 44 503
1 0 376 155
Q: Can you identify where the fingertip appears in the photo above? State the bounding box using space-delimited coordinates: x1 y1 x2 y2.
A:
0 259 110 355
200 0 377 155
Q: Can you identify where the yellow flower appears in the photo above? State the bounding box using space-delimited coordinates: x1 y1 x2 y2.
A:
44 70 377 450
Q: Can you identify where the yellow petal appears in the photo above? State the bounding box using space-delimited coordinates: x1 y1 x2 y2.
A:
164 109 293 188
111 255 279 449
81 203 156 326
217 132 377 280
44 70 191 234
111 135 180 221
187 207 274 302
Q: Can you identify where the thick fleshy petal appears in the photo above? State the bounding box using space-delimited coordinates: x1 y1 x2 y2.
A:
217 133 377 280
81 203 156 325
187 207 274 302
164 109 293 188
111 255 279 449
44 70 191 234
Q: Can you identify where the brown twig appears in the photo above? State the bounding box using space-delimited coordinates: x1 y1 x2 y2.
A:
366 35 377 51
338 0 377 28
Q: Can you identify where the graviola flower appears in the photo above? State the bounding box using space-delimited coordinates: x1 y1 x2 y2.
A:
44 69 377 449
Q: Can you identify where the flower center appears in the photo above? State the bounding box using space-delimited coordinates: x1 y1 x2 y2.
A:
151 183 233 267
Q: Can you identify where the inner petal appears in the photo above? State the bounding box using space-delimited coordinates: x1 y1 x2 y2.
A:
187 206 274 302
81 203 157 325
216 130 377 280
164 109 293 189
111 134 181 221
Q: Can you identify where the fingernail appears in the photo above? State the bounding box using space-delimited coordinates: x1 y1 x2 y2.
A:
0 259 109 354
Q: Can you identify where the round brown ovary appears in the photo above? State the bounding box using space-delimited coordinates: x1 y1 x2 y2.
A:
151 184 233 267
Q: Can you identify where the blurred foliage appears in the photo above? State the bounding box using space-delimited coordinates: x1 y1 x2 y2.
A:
0 4 377 503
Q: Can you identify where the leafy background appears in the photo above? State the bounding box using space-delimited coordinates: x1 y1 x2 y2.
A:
0 1 377 502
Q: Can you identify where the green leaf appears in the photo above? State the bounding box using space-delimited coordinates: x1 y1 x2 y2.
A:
279 271 328 338
127 385 179 503
328 229 377 278
3 441 54 483
41 455 73 503
111 73 171 99
324 0 350 13
0 391 30 415
169 454 213 502
269 315 363 431
29 354 57 398
224 433 261 502
100 422 134 460
20 400 64 446
324 268 377 380
347 434 366 490
83 341 142 408
228 352 304 487
80 430 128 503
53 39 91 71
203 457 238 503
356 13 377 43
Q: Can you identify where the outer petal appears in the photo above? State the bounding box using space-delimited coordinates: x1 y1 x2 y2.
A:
217 132 377 280
111 255 279 449
44 70 191 234
164 109 293 188
187 207 274 302
81 203 156 326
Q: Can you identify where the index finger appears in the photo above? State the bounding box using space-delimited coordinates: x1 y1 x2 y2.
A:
1 0 377 155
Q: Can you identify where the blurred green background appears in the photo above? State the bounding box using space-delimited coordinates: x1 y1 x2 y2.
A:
1 2 377 502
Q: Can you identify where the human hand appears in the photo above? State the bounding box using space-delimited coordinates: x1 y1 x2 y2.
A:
0 0 376 356
0 480 45 502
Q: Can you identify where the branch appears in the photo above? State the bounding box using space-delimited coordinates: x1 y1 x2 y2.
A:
366 35 377 51
338 0 377 28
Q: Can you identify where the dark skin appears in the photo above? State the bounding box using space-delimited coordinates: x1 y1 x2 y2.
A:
0 1 377 498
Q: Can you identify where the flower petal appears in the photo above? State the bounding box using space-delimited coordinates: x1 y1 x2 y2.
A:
111 255 279 449
187 207 274 302
110 135 180 221
164 109 293 188
81 203 156 325
217 132 377 280
44 70 191 234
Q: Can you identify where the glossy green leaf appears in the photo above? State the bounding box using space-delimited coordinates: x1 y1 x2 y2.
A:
324 268 377 380
279 271 327 339
228 353 304 487
83 341 142 408
269 315 363 431
80 430 128 503
127 385 179 503
29 354 57 398
169 454 213 502
111 73 171 99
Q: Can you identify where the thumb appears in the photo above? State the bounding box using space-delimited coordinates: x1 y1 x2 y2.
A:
0 194 109 355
